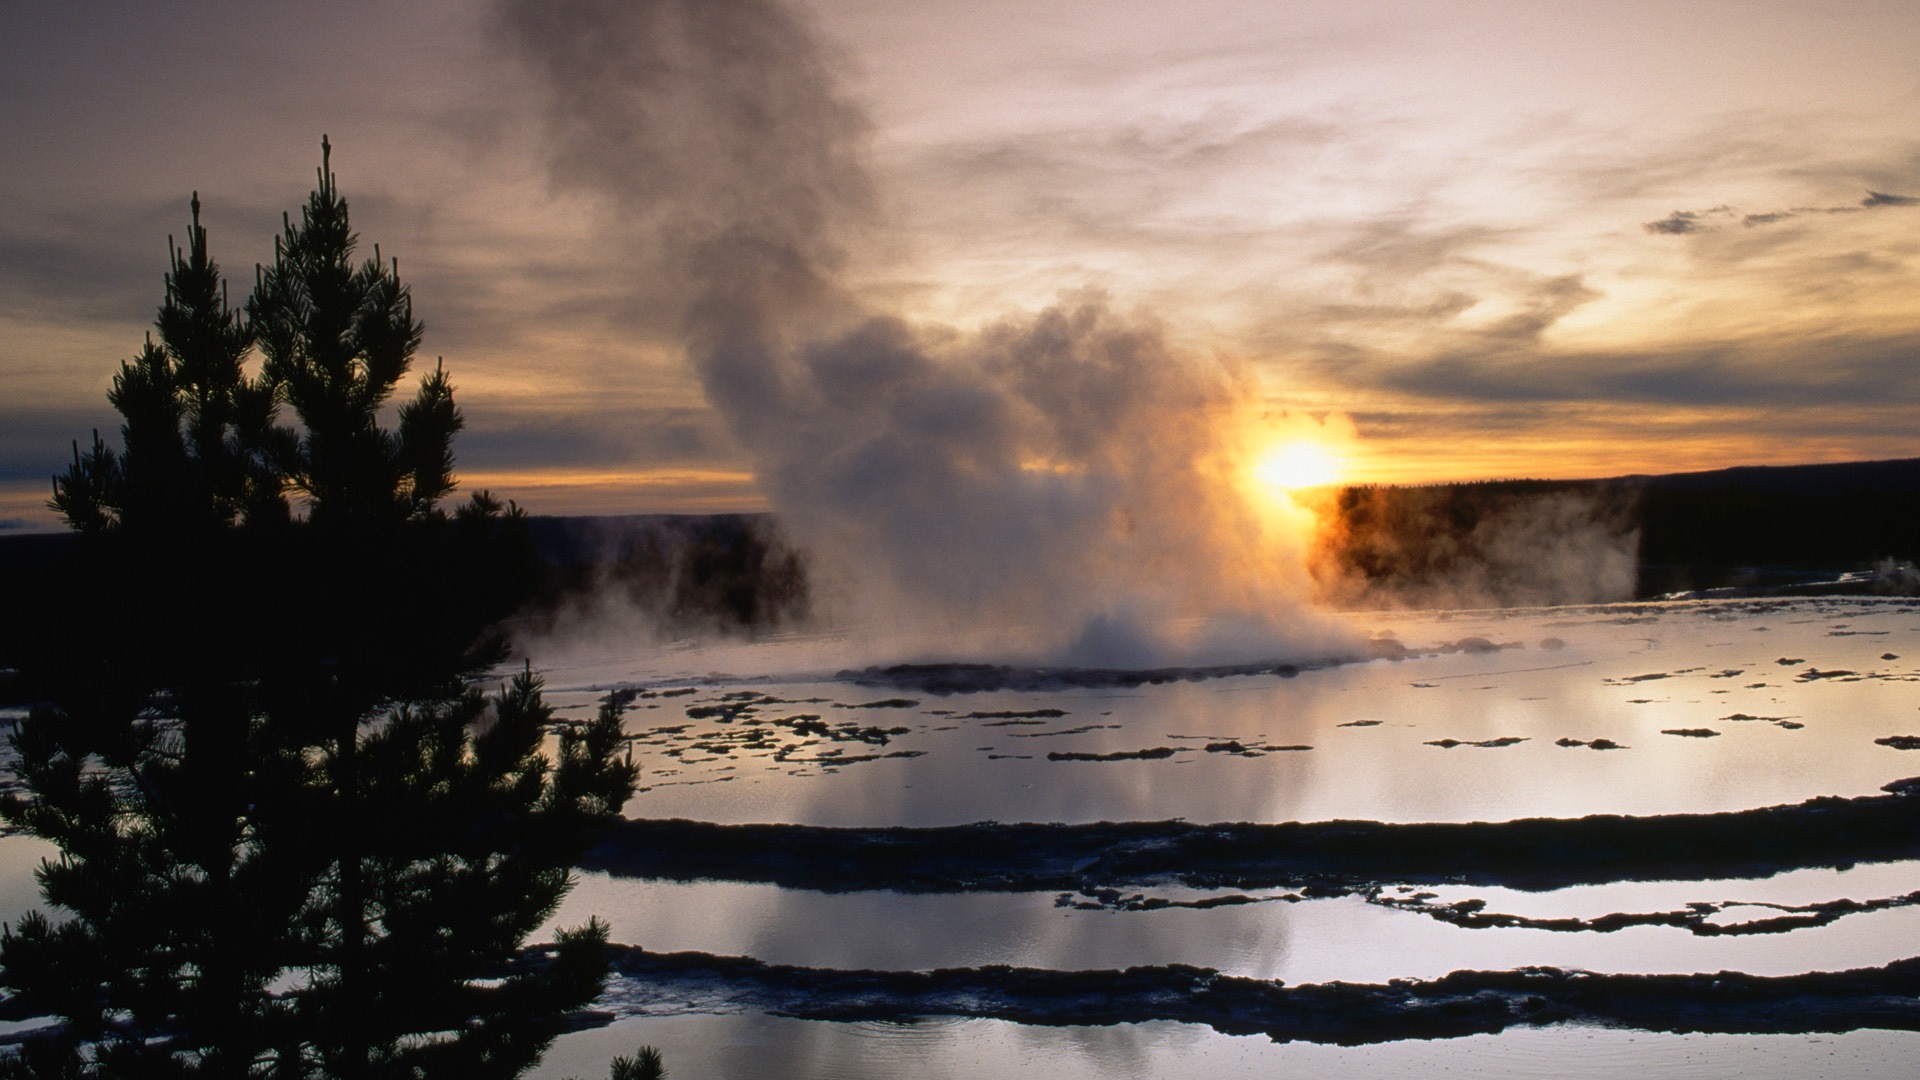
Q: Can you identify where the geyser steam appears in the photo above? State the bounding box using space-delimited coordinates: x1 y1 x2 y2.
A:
496 0 1349 664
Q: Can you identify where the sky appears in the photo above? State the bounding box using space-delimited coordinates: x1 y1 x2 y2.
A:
3 0 1918 529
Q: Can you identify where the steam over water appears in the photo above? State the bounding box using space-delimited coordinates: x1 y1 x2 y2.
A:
510 596 1920 1078
496 0 1348 666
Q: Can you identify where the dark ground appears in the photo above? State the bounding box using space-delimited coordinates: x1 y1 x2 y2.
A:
5 457 1918 703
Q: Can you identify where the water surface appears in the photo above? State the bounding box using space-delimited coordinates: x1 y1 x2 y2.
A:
524 597 1920 1077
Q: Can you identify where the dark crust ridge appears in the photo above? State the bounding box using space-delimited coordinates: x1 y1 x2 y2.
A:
585 947 1920 1044
584 779 1920 893
836 659 1319 694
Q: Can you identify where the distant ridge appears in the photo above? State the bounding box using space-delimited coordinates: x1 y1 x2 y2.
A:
1361 457 1920 496
1620 457 1920 496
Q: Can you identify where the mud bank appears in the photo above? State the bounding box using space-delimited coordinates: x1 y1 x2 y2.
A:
577 947 1920 1044
836 659 1321 694
583 778 1920 893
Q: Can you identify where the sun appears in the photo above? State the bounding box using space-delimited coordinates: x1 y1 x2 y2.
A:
1252 439 1342 492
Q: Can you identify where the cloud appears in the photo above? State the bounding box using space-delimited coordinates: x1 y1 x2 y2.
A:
1646 189 1920 234
1358 329 1920 409
0 196 204 325
1480 274 1601 344
900 113 1343 215
1644 206 1734 235
456 404 740 475
0 406 118 483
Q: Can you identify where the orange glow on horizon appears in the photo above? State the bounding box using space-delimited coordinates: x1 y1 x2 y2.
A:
457 467 767 516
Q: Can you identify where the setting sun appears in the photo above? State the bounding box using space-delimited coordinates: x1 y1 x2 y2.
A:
1252 440 1342 492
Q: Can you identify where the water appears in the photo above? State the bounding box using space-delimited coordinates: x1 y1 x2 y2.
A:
536 1015 1920 1080
533 596 1920 826
544 867 1920 984
513 596 1920 1077
6 596 1918 1075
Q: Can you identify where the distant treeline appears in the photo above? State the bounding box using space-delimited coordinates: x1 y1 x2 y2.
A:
0 514 806 704
1631 459 1920 592
1309 478 1640 608
515 513 810 636
1314 458 1920 602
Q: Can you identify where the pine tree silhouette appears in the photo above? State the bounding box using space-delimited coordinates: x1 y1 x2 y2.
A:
248 136 459 528
50 191 274 534
4 140 638 1078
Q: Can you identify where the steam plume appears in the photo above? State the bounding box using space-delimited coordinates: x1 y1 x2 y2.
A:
496 0 1345 663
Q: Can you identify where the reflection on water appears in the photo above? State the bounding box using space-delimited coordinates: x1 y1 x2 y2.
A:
546 867 1920 985
538 597 1920 826
513 599 1920 1076
0 837 52 930
533 1014 1920 1080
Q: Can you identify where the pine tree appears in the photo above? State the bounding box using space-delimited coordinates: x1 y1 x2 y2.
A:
247 135 458 528
3 140 638 1078
49 191 274 534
